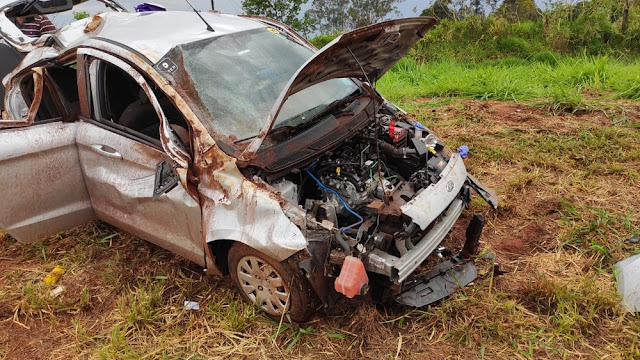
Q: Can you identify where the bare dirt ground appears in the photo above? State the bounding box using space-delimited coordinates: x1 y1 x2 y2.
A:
1 99 639 359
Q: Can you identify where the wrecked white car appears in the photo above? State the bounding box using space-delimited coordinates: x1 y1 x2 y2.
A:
0 0 497 321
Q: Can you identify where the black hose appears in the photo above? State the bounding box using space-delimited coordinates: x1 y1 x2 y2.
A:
334 231 351 254
378 141 404 158
378 141 417 158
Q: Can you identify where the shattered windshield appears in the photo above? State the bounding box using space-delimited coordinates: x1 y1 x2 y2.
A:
164 27 359 141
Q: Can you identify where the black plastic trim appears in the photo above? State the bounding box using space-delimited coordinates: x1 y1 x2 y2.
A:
79 116 163 150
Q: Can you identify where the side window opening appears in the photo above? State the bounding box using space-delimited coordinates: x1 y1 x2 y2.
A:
16 72 61 122
102 64 139 122
48 64 80 118
98 63 191 152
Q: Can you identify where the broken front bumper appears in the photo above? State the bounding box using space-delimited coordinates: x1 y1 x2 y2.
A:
361 154 496 285
396 214 485 307
396 257 477 307
363 198 465 283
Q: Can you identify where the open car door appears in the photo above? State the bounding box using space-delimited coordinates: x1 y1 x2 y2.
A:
74 48 205 266
0 66 95 242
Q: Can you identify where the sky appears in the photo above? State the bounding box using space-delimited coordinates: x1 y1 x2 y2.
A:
47 0 553 28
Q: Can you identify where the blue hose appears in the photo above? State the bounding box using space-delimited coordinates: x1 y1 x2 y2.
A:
305 166 364 234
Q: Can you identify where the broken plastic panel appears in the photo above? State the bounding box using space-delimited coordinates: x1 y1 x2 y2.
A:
614 254 640 313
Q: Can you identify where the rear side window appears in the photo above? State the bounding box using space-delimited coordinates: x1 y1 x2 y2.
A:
5 71 61 122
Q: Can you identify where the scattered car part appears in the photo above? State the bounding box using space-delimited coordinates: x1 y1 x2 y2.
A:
614 254 640 313
49 285 65 297
184 300 200 310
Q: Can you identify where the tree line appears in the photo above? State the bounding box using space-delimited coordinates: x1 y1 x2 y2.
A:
241 0 403 36
242 0 637 38
243 0 640 59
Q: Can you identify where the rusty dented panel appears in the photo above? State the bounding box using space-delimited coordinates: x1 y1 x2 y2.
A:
75 121 207 269
75 42 308 268
195 143 308 262
74 45 219 271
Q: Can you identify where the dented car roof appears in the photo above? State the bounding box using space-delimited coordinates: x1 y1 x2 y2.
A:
1 10 265 61
68 11 265 63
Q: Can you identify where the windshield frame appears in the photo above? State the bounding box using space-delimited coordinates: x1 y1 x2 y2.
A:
157 27 364 151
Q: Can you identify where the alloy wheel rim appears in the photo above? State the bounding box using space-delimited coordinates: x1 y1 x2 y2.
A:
236 255 290 316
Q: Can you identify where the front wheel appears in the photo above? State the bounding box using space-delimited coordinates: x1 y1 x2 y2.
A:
228 243 315 322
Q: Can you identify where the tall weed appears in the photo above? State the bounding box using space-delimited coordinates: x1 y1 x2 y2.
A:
378 55 640 103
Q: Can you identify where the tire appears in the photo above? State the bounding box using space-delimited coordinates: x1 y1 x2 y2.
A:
228 242 315 322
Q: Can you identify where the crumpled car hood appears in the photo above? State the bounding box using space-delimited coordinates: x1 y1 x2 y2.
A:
238 17 438 162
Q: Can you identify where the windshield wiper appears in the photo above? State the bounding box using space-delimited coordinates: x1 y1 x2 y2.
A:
279 88 364 130
234 88 364 144
291 89 363 129
275 103 328 129
233 103 331 144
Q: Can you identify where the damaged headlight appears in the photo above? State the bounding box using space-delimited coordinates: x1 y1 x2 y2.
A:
424 134 438 149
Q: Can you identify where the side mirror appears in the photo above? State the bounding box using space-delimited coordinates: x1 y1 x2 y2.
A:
152 161 179 201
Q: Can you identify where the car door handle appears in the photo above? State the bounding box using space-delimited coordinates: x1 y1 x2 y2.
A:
90 144 123 160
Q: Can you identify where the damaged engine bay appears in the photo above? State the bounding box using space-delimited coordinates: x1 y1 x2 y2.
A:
247 100 496 307
281 112 458 255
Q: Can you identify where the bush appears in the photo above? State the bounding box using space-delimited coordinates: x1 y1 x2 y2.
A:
496 36 532 57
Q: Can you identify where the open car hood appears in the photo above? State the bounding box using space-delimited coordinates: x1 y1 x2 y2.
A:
238 17 437 162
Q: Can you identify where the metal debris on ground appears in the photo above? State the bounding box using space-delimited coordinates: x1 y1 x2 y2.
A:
184 301 200 311
49 285 65 298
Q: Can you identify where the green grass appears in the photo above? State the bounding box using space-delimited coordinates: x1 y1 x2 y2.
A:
117 280 166 328
378 55 640 110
